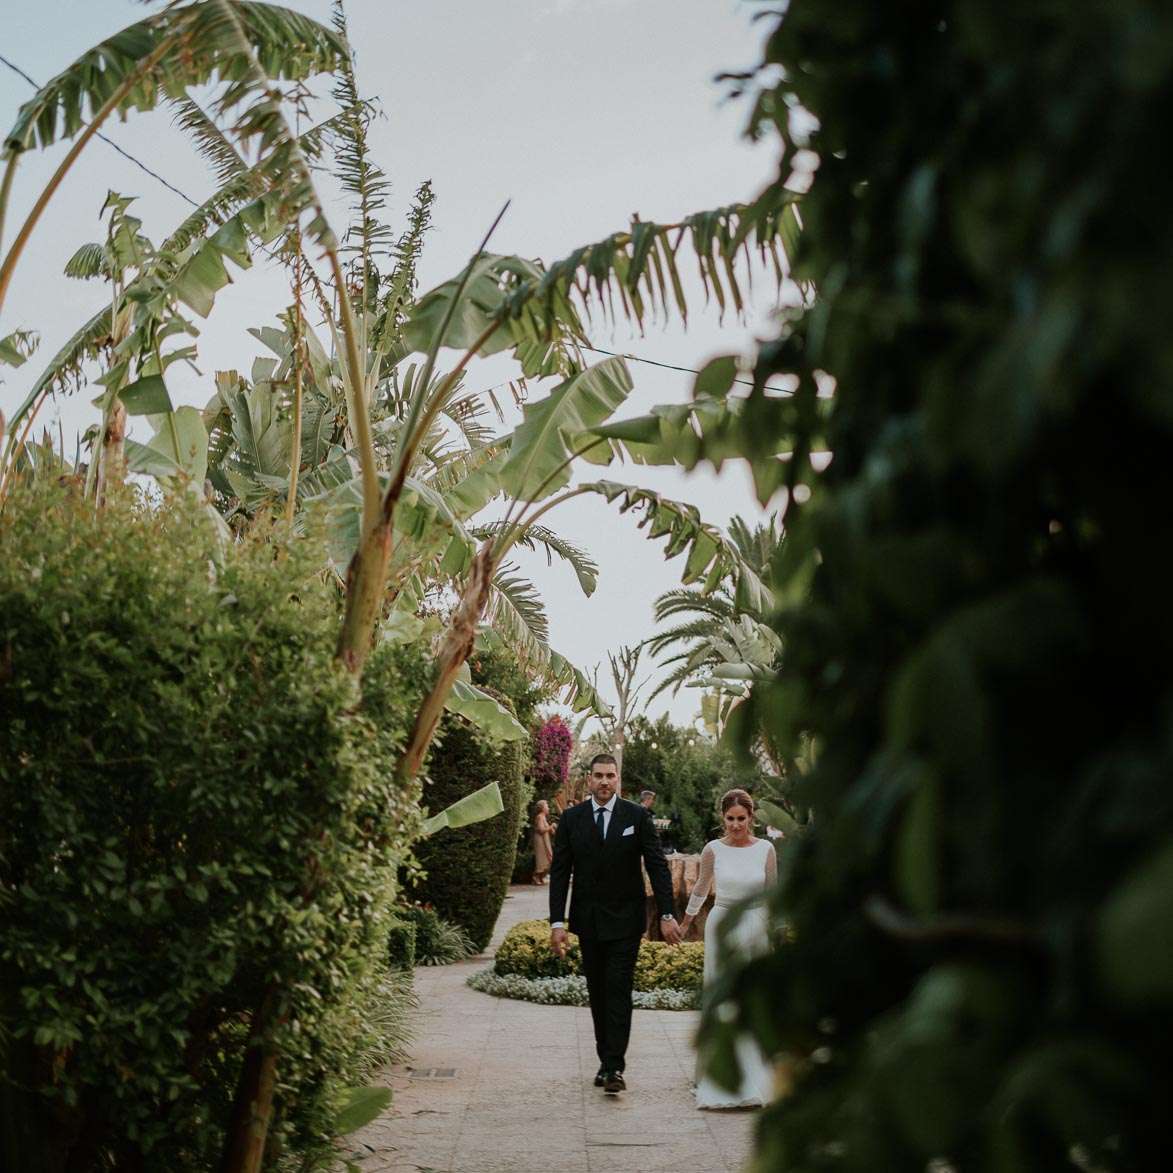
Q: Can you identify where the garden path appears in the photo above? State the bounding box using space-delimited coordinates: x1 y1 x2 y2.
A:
348 883 758 1172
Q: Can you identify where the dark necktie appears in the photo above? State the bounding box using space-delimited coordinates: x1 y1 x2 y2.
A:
595 805 606 839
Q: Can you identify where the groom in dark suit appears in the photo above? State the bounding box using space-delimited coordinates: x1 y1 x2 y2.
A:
549 753 682 1094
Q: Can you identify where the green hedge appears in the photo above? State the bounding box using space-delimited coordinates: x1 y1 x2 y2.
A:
403 698 525 952
0 487 426 1171
493 919 704 991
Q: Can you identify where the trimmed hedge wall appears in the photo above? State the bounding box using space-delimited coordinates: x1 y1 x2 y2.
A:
0 487 427 1171
403 696 525 952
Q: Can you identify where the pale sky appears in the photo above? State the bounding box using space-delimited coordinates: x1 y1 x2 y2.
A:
1 0 782 729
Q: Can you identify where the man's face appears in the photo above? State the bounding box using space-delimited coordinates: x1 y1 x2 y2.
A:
588 762 619 805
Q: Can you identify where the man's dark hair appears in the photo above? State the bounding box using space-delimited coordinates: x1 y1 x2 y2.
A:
589 753 618 771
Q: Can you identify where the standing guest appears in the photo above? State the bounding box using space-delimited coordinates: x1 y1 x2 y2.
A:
549 754 681 1094
531 799 554 885
638 789 656 810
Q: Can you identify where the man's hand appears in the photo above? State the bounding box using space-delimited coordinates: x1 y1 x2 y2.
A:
660 917 684 946
550 926 570 958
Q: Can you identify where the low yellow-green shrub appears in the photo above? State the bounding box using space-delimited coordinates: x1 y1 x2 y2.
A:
493 919 583 977
493 920 703 990
633 939 704 992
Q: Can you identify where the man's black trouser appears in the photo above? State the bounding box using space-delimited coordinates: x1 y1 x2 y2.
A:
577 932 642 1072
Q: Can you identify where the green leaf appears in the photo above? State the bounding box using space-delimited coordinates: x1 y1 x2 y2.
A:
894 768 941 915
443 680 528 741
1096 840 1173 1006
694 355 738 397
331 1085 391 1136
0 329 38 368
497 356 633 502
119 374 174 416
420 780 505 837
125 406 208 486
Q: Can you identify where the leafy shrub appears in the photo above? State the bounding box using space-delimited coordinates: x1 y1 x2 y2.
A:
493 919 704 991
402 700 526 952
634 940 705 993
386 917 417 973
511 846 536 884
493 918 584 978
0 487 426 1171
621 714 765 853
718 2 1173 1169
395 904 477 966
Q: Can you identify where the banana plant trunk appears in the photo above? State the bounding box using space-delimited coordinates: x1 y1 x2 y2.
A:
395 543 495 784
336 519 394 674
94 399 126 506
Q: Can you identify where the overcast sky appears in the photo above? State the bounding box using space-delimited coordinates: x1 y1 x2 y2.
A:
1 0 782 730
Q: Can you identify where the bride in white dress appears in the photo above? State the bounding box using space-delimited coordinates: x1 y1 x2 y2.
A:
680 788 777 1109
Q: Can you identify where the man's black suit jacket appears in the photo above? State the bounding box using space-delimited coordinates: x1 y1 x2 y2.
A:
549 797 675 940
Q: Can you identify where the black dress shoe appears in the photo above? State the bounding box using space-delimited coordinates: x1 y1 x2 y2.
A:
593 1067 606 1087
603 1070 626 1095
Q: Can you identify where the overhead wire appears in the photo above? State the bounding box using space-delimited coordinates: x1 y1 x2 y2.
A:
2 52 760 391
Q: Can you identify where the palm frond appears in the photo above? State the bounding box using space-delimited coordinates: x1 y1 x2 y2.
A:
63 242 112 281
16 306 112 412
652 587 735 623
582 480 776 612
330 0 392 309
486 564 550 648
371 181 435 358
471 521 599 597
497 190 799 335
168 93 247 184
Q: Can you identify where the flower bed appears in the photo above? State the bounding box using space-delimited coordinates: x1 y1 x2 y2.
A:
467 919 703 1010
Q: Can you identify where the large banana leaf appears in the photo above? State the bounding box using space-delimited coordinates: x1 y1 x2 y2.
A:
404 252 590 379
443 679 528 742
496 194 800 331
496 356 632 503
419 781 505 837
125 406 208 485
4 2 346 155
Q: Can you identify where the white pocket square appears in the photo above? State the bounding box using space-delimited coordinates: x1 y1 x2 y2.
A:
622 825 635 836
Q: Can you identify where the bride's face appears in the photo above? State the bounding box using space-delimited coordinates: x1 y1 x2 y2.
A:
723 804 752 840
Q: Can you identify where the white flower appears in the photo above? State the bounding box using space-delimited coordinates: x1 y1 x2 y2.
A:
466 967 700 1011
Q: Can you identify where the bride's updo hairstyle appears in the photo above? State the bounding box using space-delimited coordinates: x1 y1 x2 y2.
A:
719 788 754 816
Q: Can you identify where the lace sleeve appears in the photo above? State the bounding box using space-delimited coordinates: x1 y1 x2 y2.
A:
685 843 716 916
764 840 778 886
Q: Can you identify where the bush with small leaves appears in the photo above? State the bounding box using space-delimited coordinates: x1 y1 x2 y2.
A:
0 486 428 1170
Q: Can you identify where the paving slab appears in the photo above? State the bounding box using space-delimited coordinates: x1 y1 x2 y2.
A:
348 883 760 1172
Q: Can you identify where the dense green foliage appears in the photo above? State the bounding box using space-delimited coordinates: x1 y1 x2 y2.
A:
621 714 761 852
493 920 704 991
402 698 526 952
394 903 477 966
707 3 1173 1170
0 486 426 1171
469 646 554 732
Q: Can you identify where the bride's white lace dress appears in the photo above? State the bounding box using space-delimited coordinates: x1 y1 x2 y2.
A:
688 837 776 1109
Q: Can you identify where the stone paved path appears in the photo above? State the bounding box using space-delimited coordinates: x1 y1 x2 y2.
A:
347 883 759 1172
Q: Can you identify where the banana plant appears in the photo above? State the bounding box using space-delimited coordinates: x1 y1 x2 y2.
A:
0 0 350 509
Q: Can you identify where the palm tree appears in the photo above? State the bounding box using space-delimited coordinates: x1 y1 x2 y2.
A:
646 512 783 707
